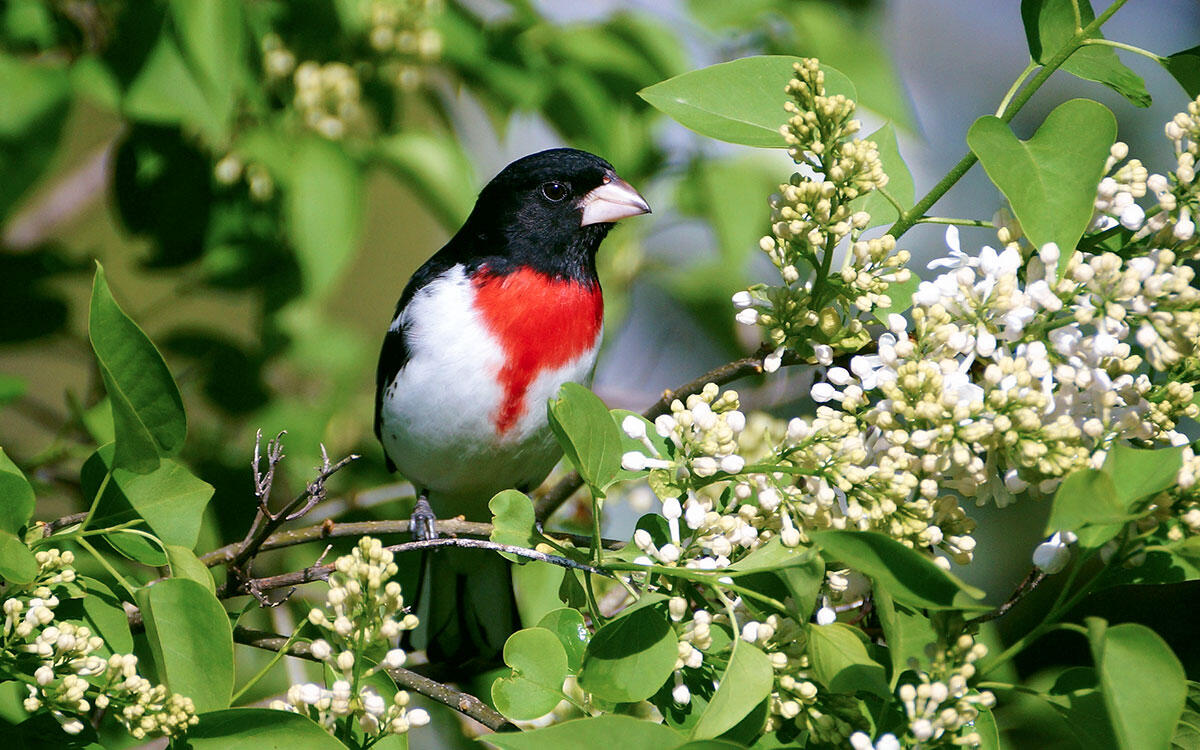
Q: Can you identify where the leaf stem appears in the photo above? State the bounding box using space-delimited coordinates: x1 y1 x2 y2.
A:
1078 37 1165 63
77 537 137 599
916 216 996 228
230 625 307 705
994 60 1038 117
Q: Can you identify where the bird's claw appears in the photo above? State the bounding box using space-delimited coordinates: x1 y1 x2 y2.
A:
411 495 437 541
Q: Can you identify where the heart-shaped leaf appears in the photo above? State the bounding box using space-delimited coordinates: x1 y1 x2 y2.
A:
537 608 590 672
968 99 1116 267
578 600 678 703
492 627 569 721
548 383 622 495
490 489 541 563
639 56 855 148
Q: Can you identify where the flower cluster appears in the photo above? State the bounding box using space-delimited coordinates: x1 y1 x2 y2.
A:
3 549 197 739
896 635 995 748
270 537 428 738
736 58 908 361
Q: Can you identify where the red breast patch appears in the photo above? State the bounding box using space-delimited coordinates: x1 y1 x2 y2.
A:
472 267 603 434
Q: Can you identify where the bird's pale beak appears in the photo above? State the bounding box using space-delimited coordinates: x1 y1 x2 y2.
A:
579 175 651 226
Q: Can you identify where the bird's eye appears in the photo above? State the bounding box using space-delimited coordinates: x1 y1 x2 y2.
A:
540 181 569 202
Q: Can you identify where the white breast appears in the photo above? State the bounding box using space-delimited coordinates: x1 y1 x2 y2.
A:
378 265 599 515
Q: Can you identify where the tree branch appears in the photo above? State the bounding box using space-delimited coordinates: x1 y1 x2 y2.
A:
231 627 514 732
202 519 626 567
219 537 616 599
967 568 1047 625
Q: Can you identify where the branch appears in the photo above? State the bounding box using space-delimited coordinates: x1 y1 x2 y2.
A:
220 537 616 599
226 431 358 584
232 627 514 732
202 519 626 567
535 348 804 519
967 568 1047 625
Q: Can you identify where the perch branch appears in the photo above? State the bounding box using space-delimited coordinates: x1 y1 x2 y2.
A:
967 568 1047 626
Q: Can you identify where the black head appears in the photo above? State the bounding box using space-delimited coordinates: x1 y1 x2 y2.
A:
453 148 650 281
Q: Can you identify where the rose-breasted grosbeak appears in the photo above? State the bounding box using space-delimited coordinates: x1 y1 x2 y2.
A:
374 148 649 665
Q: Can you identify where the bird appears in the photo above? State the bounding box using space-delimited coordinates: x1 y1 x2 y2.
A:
374 147 650 666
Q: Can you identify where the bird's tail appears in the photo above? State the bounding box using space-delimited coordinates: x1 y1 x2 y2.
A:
413 545 519 670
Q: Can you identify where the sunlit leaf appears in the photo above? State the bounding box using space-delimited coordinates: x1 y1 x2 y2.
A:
492 627 570 720
137 578 234 712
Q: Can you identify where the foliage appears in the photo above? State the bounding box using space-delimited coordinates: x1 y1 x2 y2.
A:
2 0 1200 749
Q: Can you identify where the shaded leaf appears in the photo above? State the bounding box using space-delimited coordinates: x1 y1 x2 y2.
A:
187 709 345 749
874 587 936 687
0 529 37 584
376 131 475 230
578 600 678 703
286 137 363 299
0 448 35 535
537 607 590 672
485 715 682 750
1022 0 1150 107
690 643 772 739
1162 45 1200 98
166 544 216 595
806 623 889 697
0 53 70 221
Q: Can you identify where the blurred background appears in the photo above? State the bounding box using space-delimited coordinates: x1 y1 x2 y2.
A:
2 0 1198 745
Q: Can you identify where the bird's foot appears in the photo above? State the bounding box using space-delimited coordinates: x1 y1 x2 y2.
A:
411 495 437 541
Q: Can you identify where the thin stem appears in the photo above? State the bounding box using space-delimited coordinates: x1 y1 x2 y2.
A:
1079 37 1165 62
886 0 1130 241
994 60 1038 118
917 217 996 229
77 537 137 599
79 470 112 533
876 186 905 214
230 625 306 704
605 562 788 612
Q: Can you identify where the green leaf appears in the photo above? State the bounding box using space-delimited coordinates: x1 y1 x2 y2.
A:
0 529 37 584
106 529 168 566
169 0 243 127
0 54 70 221
122 31 227 143
1102 443 1184 510
850 122 914 228
690 643 772 739
976 705 1001 750
77 577 134 654
492 627 570 720
726 538 823 618
187 709 346 749
806 622 889 696
537 608 590 672
874 587 937 687
82 444 213 549
967 99 1116 267
88 263 187 473
1045 468 1125 548
490 490 541 563
548 383 622 495
286 137 363 299
485 715 682 750
872 269 920 323
1044 667 1119 749
638 56 855 148
166 544 216 595
0 373 26 406
809 530 987 611
578 600 678 703
375 132 476 230
1162 45 1200 98
1021 0 1151 107
137 578 234 712
0 448 35 535
1088 619 1187 750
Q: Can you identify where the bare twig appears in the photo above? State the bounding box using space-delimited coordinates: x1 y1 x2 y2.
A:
968 568 1047 625
223 537 615 599
226 431 359 590
201 518 625 567
535 348 804 519
42 512 88 538
231 626 514 732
